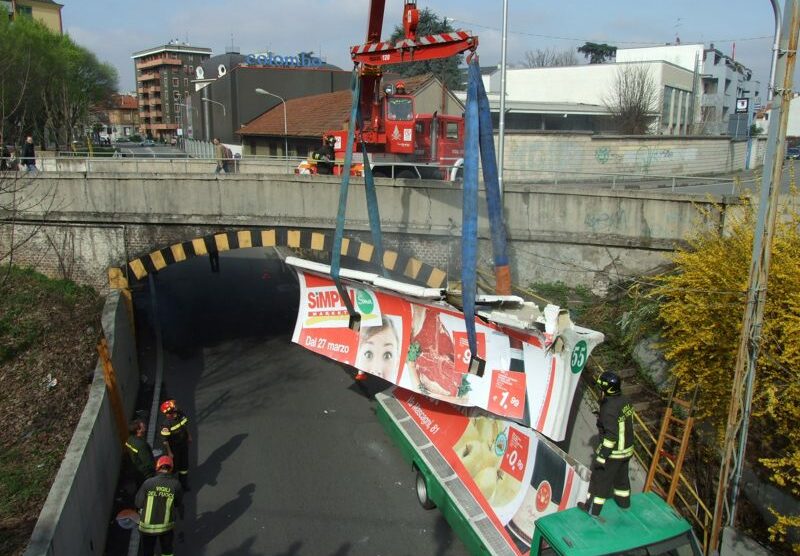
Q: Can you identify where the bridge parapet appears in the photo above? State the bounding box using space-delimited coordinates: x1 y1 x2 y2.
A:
0 173 741 293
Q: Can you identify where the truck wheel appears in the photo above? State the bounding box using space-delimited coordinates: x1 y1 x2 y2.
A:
397 169 417 179
415 470 436 510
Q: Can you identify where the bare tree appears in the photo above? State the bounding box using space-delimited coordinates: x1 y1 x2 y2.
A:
604 65 660 134
521 48 578 68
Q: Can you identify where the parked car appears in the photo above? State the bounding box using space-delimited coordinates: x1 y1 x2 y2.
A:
141 139 155 147
786 147 800 159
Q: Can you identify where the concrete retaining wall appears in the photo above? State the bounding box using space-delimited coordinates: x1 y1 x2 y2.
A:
501 133 766 182
24 291 139 556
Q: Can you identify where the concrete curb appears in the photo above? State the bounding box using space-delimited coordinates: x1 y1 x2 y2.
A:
23 290 140 556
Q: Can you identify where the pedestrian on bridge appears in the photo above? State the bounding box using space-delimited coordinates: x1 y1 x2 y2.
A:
159 399 192 491
21 136 37 173
136 455 183 556
579 370 634 516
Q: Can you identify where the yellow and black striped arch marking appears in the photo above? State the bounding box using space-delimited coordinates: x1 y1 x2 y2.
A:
109 229 447 291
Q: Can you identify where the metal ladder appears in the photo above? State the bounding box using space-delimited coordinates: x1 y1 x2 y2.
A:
644 384 698 505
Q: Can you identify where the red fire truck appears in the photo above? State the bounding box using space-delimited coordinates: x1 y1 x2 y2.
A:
300 1 477 180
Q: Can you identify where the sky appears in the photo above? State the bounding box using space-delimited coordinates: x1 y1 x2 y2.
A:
63 0 779 95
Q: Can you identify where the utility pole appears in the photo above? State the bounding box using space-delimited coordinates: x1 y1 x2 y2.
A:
709 0 799 552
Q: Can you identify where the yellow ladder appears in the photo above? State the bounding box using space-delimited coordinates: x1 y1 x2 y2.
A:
644 384 698 505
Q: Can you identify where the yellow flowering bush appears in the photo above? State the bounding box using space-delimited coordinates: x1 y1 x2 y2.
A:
652 196 800 549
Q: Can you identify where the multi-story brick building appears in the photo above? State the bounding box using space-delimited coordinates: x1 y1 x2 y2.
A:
131 41 211 142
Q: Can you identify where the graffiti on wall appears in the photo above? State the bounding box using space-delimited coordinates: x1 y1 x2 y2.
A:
584 208 626 233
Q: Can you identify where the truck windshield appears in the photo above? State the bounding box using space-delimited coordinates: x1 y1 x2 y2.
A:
387 98 413 121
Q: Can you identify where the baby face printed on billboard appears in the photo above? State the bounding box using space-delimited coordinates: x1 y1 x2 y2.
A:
355 316 401 382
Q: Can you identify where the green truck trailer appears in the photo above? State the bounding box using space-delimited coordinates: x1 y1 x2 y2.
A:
376 390 703 556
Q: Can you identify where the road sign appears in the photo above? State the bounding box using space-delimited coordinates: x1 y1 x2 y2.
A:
735 98 749 114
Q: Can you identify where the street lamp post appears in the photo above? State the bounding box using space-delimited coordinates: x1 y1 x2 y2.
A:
175 102 197 152
200 97 226 116
199 97 227 163
255 88 288 173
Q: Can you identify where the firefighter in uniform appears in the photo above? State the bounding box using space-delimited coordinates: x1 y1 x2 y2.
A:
124 418 155 493
136 455 183 556
581 370 634 516
311 135 336 175
159 400 192 491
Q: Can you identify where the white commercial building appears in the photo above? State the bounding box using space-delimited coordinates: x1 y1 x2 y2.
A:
471 43 759 137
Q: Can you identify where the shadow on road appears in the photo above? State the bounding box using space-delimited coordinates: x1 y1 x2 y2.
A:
185 483 256 551
217 536 262 556
195 433 249 492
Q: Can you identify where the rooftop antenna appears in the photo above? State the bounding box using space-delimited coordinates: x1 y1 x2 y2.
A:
674 17 683 45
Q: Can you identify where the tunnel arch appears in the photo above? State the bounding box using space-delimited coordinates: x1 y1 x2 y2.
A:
108 228 447 290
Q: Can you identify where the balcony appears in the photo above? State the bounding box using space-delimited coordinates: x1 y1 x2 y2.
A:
137 72 160 82
136 57 182 70
143 85 161 94
148 123 179 131
146 97 162 106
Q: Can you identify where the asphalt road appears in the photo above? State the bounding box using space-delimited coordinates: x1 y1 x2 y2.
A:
131 248 470 556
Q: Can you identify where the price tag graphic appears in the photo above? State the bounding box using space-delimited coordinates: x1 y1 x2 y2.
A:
452 331 485 374
500 426 529 482
488 370 526 419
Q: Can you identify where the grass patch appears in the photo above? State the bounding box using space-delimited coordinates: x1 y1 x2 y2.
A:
0 265 103 555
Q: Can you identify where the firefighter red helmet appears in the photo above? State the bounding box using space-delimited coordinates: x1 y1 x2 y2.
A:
156 455 173 472
160 399 177 415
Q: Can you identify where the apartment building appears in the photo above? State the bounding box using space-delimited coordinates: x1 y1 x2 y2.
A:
617 44 760 136
3 0 63 33
131 41 211 142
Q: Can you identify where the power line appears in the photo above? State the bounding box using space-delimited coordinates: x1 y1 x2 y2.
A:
451 18 772 47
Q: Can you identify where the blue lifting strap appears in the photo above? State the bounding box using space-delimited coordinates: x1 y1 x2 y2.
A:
473 62 509 271
462 56 480 370
460 59 511 375
358 118 387 278
331 68 362 326
330 68 388 328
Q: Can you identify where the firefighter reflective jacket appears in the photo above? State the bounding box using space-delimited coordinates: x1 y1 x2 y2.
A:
135 472 183 534
160 410 190 447
125 434 155 480
595 393 634 464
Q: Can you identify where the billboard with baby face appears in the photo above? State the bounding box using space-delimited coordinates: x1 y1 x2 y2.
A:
291 270 603 441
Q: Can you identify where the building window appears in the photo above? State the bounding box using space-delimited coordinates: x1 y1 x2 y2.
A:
184 78 188 87
164 103 170 114
172 77 179 87
173 91 180 100
16 4 32 17
189 65 194 74
174 103 180 114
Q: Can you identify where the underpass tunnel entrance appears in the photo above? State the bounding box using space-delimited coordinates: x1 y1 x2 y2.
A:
111 245 469 555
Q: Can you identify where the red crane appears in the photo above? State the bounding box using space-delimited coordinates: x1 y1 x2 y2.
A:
305 1 479 180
